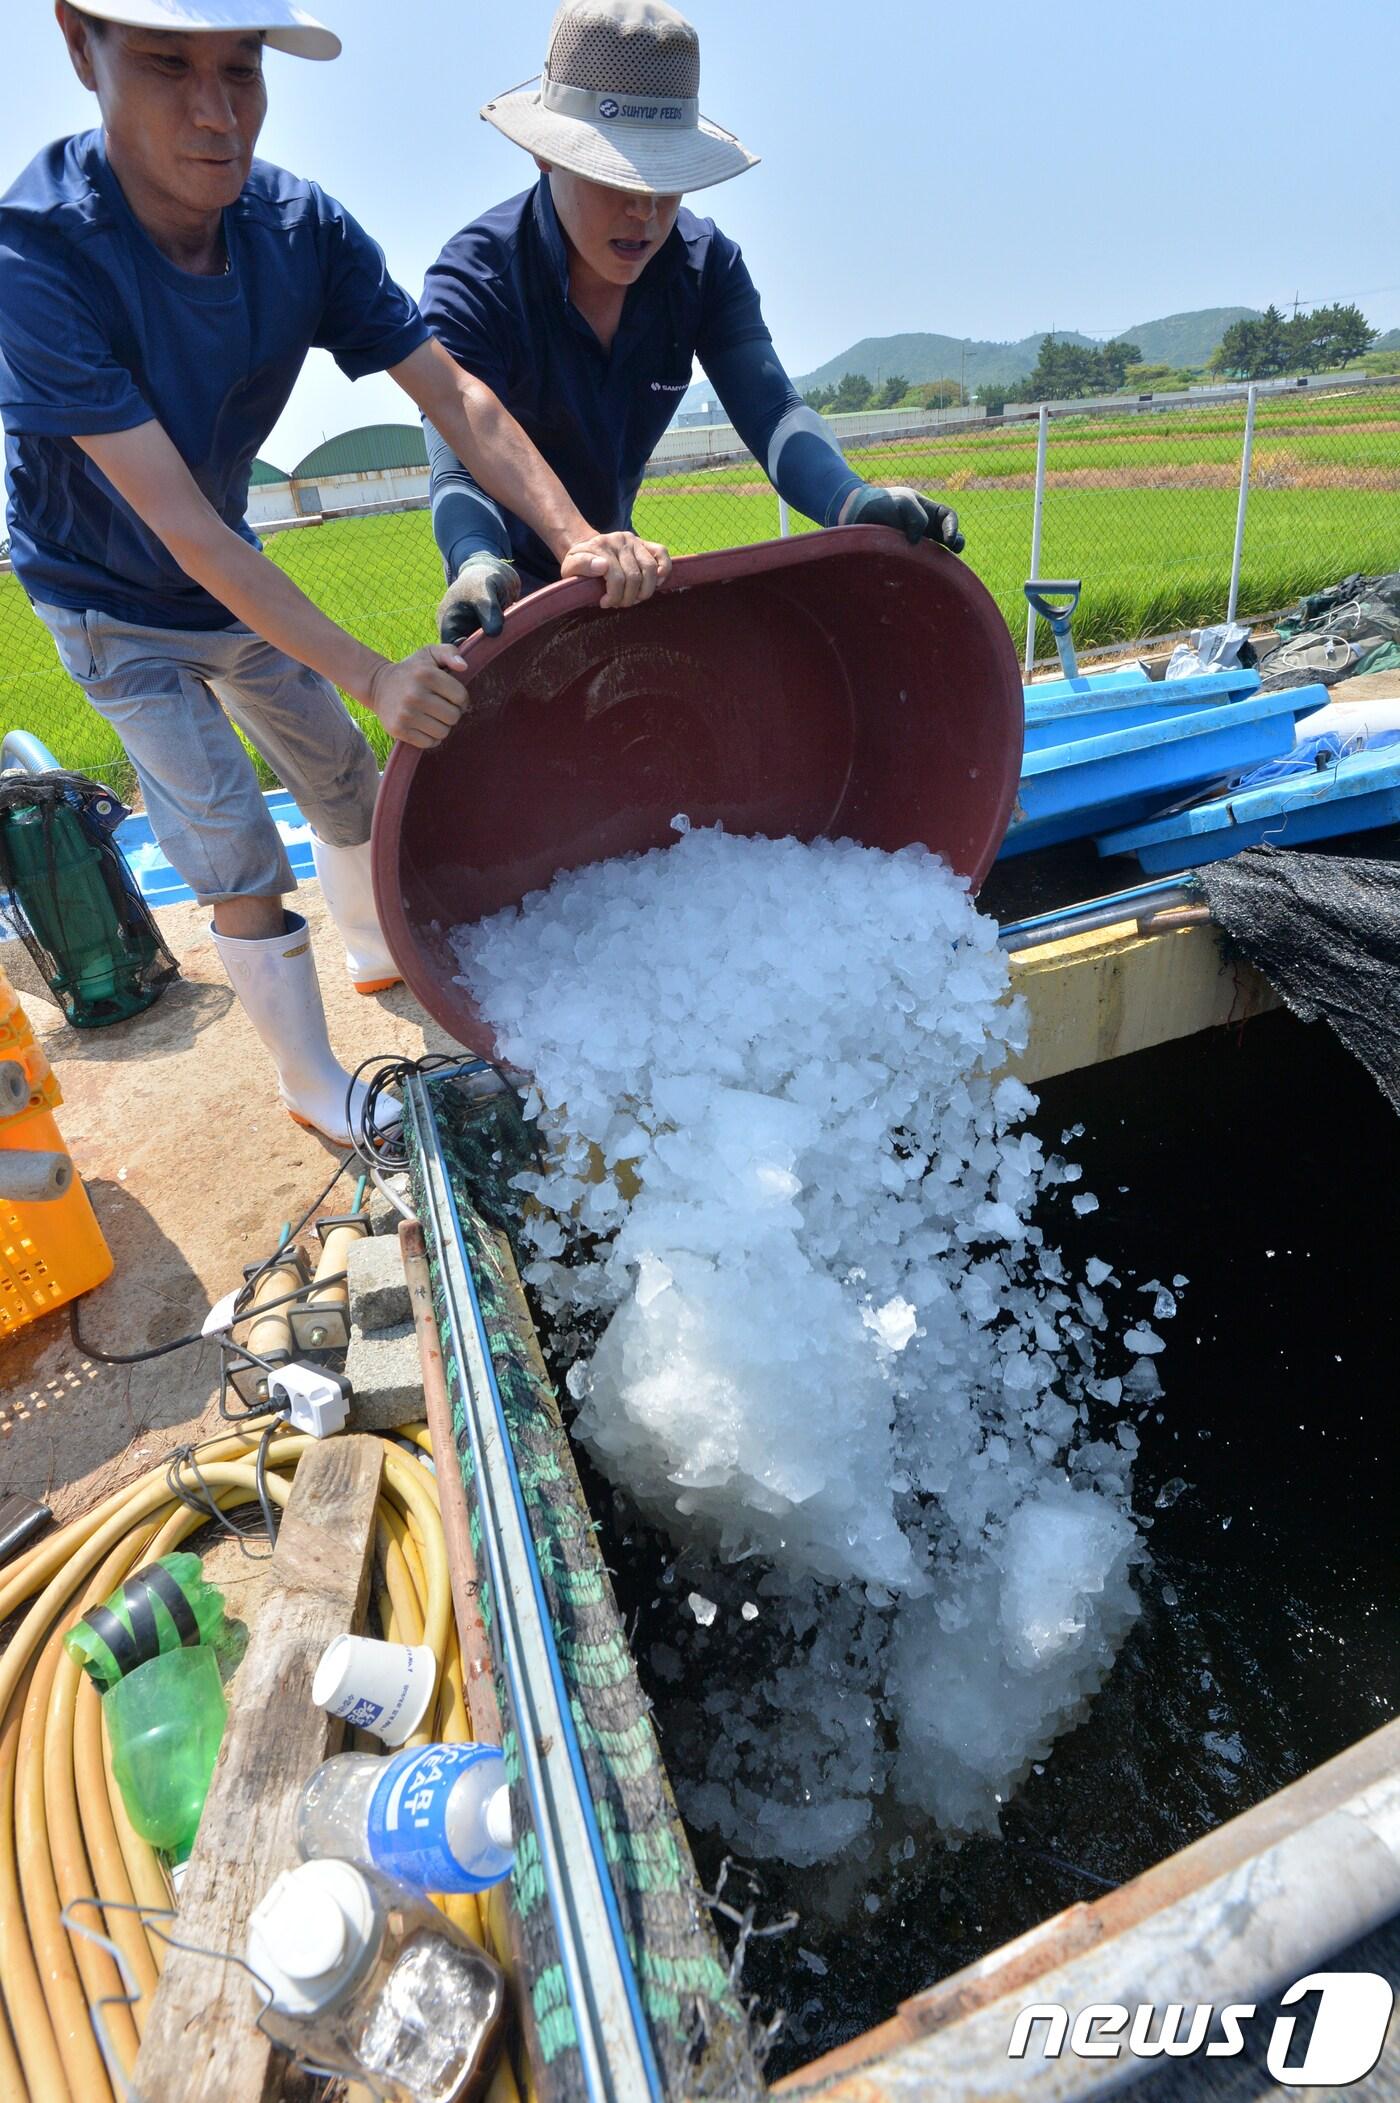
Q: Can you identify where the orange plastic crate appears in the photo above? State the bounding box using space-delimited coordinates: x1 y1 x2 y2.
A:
0 1107 114 1335
0 970 113 1335
0 967 62 1117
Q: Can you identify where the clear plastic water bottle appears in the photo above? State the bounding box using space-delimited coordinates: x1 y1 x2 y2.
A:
297 1743 514 1896
247 1857 505 2103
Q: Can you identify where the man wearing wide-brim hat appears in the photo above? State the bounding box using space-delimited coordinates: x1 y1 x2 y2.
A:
0 1 668 1145
425 0 965 646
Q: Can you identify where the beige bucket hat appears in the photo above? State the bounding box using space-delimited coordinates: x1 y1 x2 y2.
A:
64 0 340 60
482 0 758 196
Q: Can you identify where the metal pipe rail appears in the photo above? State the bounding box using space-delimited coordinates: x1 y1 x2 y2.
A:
403 1071 665 2103
996 877 1205 954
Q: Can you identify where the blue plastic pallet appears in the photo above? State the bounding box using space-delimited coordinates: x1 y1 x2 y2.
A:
1024 666 1262 752
1001 688 1321 859
1097 743 1400 873
115 790 315 907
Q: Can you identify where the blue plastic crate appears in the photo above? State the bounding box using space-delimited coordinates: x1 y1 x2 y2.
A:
1097 743 1400 873
115 790 315 907
1000 688 1320 859
1023 666 1262 752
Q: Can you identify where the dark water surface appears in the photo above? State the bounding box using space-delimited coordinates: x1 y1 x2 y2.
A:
582 1009 1399 2078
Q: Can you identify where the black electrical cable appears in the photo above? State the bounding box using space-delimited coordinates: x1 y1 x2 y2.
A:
216 1353 264 1427
345 1051 507 1176
222 1337 292 1379
71 1065 484 1370
68 1301 208 1366
67 1269 349 1368
253 1421 279 1546
163 1441 275 1562
69 1155 354 1368
233 1154 354 1308
224 1272 347 1331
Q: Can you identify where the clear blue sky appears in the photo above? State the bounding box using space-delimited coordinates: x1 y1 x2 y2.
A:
4 0 1399 470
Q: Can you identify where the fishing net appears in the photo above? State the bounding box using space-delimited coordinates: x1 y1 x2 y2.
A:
1201 845 1400 1114
1257 571 1400 692
0 771 177 1028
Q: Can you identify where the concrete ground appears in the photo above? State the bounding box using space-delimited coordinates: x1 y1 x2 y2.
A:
0 884 453 1521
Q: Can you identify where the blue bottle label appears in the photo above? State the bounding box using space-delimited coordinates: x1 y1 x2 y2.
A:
366 1743 500 1893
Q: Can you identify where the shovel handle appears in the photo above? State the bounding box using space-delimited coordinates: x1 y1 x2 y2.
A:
1025 580 1082 630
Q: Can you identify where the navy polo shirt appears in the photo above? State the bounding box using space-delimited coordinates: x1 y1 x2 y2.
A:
422 177 853 585
0 132 429 628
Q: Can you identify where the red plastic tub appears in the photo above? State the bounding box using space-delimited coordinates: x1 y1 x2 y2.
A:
373 526 1023 1053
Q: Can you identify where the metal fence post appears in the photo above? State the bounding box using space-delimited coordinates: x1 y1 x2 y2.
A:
778 495 792 538
1025 403 1049 672
1227 382 1258 625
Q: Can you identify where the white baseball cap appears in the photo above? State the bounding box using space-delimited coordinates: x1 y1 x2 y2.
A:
483 0 757 197
67 0 341 60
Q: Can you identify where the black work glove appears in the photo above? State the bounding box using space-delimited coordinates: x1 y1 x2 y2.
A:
841 484 965 555
435 552 522 645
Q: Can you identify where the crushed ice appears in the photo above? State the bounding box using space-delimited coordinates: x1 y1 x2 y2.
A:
453 830 1166 1863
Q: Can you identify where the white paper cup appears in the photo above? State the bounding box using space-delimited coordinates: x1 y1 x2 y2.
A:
312 1634 437 1746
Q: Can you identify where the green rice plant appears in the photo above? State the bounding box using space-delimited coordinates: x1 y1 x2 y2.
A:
3 433 1398 789
0 570 131 788
262 507 443 768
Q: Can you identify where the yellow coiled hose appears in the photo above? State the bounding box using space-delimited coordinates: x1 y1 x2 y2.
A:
0 1425 527 2103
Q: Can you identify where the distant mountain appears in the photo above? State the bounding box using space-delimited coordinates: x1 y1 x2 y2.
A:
672 332 1070 417
793 330 1098 398
780 308 1266 400
1374 328 1400 352
673 309 1279 420
1119 308 1261 368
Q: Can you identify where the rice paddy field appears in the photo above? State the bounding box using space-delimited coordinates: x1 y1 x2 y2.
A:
2 382 1397 787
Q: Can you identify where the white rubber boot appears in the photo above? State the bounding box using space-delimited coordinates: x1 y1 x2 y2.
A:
310 834 401 994
211 914 393 1146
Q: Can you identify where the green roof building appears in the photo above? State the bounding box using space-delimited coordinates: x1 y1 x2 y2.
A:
291 425 429 480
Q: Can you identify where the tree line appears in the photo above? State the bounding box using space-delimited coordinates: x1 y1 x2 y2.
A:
802 371 918 413
1210 303 1375 379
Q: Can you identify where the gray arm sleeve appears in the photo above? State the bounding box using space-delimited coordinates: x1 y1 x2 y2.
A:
424 416 512 581
703 336 863 528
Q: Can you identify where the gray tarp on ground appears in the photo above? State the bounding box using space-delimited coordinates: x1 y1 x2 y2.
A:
1202 845 1400 1113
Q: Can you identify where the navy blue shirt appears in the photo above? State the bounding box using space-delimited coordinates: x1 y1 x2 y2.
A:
421 178 860 588
0 132 429 628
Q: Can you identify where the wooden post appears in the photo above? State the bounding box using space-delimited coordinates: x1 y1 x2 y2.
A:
134 1436 383 2103
399 1220 502 1749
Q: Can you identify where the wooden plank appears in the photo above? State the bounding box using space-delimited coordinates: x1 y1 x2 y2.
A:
1006 919 1278 1084
134 1436 384 2103
399 1220 502 1749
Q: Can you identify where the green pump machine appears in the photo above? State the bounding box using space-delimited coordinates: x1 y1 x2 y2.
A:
0 734 176 1028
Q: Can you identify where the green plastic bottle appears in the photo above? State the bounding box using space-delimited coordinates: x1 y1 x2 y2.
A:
103 1646 227 1859
65 1552 227 1691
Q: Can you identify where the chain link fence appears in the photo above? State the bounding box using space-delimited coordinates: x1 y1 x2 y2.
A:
3 374 1399 799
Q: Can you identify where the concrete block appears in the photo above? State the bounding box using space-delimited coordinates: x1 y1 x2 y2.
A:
368 1176 412 1237
344 1321 423 1430
347 1232 411 1333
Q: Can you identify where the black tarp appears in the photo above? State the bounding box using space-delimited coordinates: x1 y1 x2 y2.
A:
1201 845 1400 1112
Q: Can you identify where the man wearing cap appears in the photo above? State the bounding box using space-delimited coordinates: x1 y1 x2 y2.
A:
424 0 963 646
0 1 669 1144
